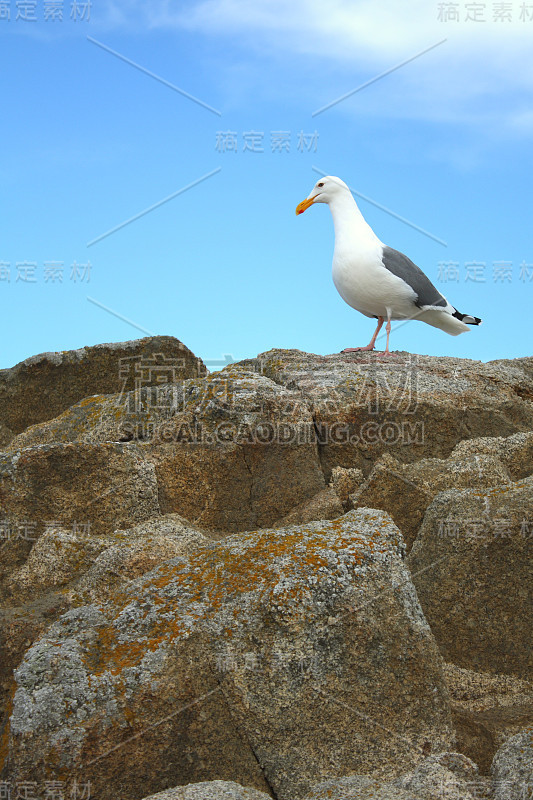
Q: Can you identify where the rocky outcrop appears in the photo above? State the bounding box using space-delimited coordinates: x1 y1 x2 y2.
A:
5 514 208 604
303 775 420 799
232 350 533 477
329 466 365 509
451 431 533 481
271 487 344 528
6 371 328 533
393 752 486 799
351 450 512 550
145 372 327 532
0 441 160 544
304 752 489 799
0 339 532 800
141 784 272 800
0 336 206 435
5 347 533 535
445 662 533 774
408 478 533 678
0 424 14 449
0 514 209 730
491 726 533 800
1 510 454 800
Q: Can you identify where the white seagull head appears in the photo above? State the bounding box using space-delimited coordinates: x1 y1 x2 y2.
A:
295 175 351 214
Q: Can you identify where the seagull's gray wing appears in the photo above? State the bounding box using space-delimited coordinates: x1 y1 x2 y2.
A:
382 246 447 309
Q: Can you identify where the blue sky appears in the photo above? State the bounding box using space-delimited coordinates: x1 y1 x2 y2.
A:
1 0 532 370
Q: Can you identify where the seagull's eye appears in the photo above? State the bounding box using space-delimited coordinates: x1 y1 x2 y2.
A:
317 182 324 188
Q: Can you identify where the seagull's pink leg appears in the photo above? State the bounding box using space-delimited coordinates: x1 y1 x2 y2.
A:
341 317 384 353
378 313 398 356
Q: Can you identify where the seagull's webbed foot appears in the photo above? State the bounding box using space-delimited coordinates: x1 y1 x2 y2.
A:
340 316 385 354
341 345 375 353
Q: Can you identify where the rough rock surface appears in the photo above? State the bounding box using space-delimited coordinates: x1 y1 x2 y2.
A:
6 371 328 533
145 372 327 532
351 450 512 550
6 348 533 534
1 340 532 800
3 514 208 604
4 392 156 450
0 423 14 449
444 662 533 774
1 510 454 800
69 513 211 605
0 514 208 726
329 466 365 510
491 726 533 799
231 350 533 477
393 751 485 799
0 336 206 435
451 430 533 481
0 441 160 542
3 379 200 451
304 753 489 800
271 487 344 527
303 775 419 799
141 783 272 800
489 356 533 381
4 525 111 599
408 478 533 678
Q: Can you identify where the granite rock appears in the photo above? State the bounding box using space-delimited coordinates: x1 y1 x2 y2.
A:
408 478 533 678
140 783 272 800
304 754 488 800
329 466 365 510
271 487 344 527
0 342 532 798
230 350 533 478
0 336 206 435
6 372 328 534
0 441 160 542
4 350 533 536
0 514 208 731
2 510 454 800
303 775 418 799
0 423 14 449
144 372 327 532
491 726 533 799
451 431 533 481
351 450 512 550
393 752 482 799
444 662 533 774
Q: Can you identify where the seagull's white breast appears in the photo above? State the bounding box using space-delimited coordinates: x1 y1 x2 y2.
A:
325 192 419 320
332 242 418 320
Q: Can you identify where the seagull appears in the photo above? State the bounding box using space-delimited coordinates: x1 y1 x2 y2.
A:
295 176 482 355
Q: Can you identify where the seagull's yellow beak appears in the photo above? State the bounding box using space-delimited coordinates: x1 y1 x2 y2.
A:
295 195 318 215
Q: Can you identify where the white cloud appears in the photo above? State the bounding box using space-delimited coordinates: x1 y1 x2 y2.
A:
100 0 533 59
97 0 533 134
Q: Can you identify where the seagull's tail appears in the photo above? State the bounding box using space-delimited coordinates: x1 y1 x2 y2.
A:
417 306 482 336
452 309 482 326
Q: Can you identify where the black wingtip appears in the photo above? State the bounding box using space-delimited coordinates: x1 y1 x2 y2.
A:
452 310 482 326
